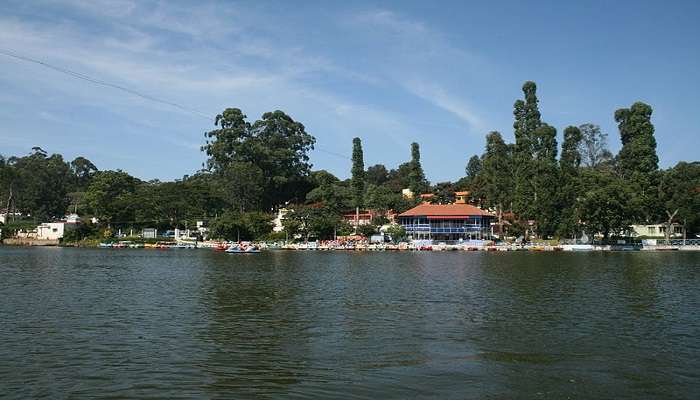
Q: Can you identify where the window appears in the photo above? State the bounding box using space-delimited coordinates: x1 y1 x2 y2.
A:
648 227 656 234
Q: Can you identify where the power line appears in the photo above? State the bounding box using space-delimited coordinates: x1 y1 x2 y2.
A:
1 48 349 160
0 48 212 120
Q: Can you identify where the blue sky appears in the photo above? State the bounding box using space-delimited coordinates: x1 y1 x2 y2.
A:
1 0 698 182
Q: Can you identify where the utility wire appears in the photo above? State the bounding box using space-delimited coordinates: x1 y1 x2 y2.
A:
0 48 350 160
0 48 212 120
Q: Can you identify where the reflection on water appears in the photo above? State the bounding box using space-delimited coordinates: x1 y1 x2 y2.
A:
0 247 699 399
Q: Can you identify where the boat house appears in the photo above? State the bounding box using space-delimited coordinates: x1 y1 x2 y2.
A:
398 203 494 242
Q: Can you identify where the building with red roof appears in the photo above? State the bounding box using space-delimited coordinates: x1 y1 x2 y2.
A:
398 202 494 241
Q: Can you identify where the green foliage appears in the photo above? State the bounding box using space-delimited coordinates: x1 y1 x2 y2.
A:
221 161 264 212
202 108 316 209
364 184 415 212
366 164 389 186
84 170 139 224
409 142 428 194
357 224 377 237
384 224 407 243
512 81 543 221
657 162 700 234
430 182 456 204
371 215 389 226
0 148 73 221
578 124 613 169
284 206 342 241
531 123 559 237
615 102 659 221
70 156 98 190
465 155 482 180
351 137 365 209
578 169 641 240
62 222 99 243
557 126 583 238
209 210 273 241
478 131 513 216
305 175 353 213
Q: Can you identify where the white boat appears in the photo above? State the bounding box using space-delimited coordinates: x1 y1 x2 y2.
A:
225 244 261 254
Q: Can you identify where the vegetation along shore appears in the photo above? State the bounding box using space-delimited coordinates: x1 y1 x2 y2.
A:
1 81 698 250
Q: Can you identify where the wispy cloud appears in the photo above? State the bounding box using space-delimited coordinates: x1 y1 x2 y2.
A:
402 80 484 130
342 9 490 134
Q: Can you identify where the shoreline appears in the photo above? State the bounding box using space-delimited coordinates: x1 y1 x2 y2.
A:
2 240 699 252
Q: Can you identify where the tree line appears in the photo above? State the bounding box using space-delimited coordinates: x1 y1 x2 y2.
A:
461 82 699 240
1 82 698 242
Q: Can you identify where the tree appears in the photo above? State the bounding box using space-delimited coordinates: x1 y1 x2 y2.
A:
366 164 389 186
512 81 542 221
409 142 428 194
6 149 72 221
578 124 613 169
465 155 482 181
385 162 414 192
221 162 264 212
202 108 251 172
615 102 659 221
557 126 583 238
357 224 377 238
364 184 413 212
202 108 316 209
385 224 406 244
70 157 98 190
479 131 513 234
351 137 365 209
284 206 342 241
657 162 700 238
579 169 640 241
305 173 352 213
430 182 456 204
531 123 559 237
84 170 139 225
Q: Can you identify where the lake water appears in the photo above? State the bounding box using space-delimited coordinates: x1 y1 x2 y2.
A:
1 247 699 399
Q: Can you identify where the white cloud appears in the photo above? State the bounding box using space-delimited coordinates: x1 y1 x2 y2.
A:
402 80 484 130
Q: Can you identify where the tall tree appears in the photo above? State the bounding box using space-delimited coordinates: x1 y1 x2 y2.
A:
350 137 365 209
479 131 513 233
615 102 659 221
557 126 583 238
578 123 613 169
203 108 316 210
408 142 428 194
531 123 559 237
512 81 542 222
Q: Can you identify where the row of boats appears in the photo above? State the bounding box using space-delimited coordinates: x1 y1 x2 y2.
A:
99 241 196 249
99 241 261 253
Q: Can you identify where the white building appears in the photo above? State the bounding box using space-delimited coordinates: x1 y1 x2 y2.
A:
630 223 683 238
272 208 291 233
36 214 81 240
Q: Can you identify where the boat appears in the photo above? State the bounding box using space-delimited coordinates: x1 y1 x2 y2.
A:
225 244 261 254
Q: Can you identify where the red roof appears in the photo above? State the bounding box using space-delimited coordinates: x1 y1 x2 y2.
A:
399 203 493 217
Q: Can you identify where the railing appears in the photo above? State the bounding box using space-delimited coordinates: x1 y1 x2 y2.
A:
654 239 700 246
402 224 485 233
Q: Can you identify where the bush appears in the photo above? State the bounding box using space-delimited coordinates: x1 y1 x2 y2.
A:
357 224 377 238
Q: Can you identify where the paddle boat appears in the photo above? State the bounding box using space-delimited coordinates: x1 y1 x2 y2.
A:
225 243 261 254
